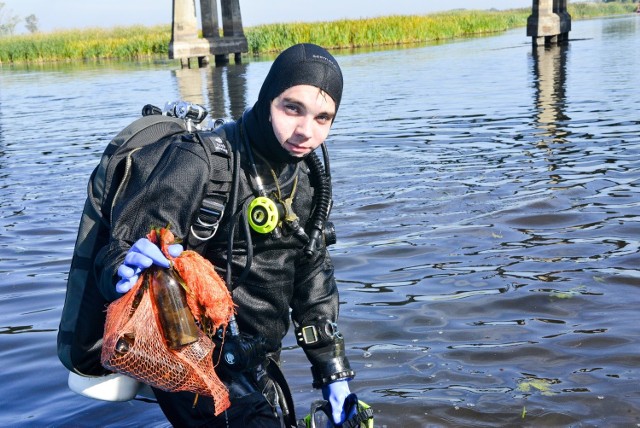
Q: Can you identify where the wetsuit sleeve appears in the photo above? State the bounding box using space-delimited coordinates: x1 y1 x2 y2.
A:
290 249 355 388
94 139 211 302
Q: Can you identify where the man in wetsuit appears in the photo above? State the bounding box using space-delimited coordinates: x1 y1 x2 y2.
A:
96 43 355 427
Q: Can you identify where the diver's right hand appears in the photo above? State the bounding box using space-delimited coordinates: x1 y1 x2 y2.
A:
115 238 183 293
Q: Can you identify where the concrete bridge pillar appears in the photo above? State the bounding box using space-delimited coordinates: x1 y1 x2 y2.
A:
200 0 220 41
527 0 571 46
169 0 248 68
211 0 247 65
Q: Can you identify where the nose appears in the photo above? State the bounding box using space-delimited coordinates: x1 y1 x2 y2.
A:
295 116 313 139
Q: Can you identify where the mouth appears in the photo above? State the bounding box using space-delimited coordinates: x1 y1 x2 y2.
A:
284 140 308 156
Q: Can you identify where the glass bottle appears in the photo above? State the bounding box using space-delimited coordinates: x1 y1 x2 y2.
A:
115 333 135 356
150 266 199 349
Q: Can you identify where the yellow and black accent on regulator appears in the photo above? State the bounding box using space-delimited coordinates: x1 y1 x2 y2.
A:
247 195 283 234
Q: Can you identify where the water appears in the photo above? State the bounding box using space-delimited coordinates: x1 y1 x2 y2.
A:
1 15 640 427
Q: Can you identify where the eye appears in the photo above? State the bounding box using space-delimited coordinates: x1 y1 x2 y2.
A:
285 103 300 114
316 114 332 124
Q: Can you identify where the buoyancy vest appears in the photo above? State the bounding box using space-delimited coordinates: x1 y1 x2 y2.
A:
57 113 232 376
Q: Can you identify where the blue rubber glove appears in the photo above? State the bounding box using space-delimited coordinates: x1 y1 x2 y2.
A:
321 379 356 426
115 238 183 293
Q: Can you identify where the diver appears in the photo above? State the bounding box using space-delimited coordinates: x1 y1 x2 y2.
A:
96 43 358 427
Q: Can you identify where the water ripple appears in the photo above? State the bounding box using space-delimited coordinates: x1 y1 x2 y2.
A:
2 17 640 427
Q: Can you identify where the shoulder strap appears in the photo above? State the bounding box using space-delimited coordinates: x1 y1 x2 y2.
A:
187 129 234 249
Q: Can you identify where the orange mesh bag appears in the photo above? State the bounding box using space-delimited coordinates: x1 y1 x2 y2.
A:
101 228 235 415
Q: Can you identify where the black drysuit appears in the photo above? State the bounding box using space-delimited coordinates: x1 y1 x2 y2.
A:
95 115 352 426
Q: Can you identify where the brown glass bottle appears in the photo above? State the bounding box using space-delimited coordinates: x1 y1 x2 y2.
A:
150 267 199 349
115 333 135 356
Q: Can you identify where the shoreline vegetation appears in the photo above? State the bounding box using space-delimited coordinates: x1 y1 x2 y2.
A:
0 2 636 65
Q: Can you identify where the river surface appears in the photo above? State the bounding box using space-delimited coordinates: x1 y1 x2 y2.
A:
1 15 640 428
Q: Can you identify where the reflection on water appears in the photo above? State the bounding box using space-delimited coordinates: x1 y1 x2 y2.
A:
532 43 568 147
172 62 248 119
1 15 640 427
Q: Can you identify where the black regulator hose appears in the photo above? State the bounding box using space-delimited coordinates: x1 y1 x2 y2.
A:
304 148 333 257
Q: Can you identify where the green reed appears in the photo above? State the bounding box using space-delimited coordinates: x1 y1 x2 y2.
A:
0 25 170 63
569 1 636 18
245 11 530 53
245 2 636 53
0 2 635 64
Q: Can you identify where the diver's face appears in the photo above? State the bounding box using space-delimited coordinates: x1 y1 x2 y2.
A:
270 85 336 158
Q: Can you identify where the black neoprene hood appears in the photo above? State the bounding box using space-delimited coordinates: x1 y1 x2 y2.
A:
244 43 344 164
258 43 343 112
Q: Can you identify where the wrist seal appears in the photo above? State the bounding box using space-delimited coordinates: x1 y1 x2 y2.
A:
297 318 355 388
311 357 355 388
304 332 356 388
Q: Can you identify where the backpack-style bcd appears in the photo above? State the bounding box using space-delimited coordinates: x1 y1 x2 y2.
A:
57 112 232 376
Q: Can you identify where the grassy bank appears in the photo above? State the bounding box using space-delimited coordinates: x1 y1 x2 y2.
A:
0 25 169 64
0 2 636 64
247 2 635 52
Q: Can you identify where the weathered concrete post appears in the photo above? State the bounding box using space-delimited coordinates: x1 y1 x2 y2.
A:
200 0 220 41
527 0 571 46
554 0 571 42
217 0 247 64
170 0 248 68
169 0 211 67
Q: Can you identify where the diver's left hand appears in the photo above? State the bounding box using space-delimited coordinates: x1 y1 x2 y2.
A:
322 379 356 425
115 238 183 293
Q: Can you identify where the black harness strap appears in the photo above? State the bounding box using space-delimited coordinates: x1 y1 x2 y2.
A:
187 131 233 249
266 356 297 428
